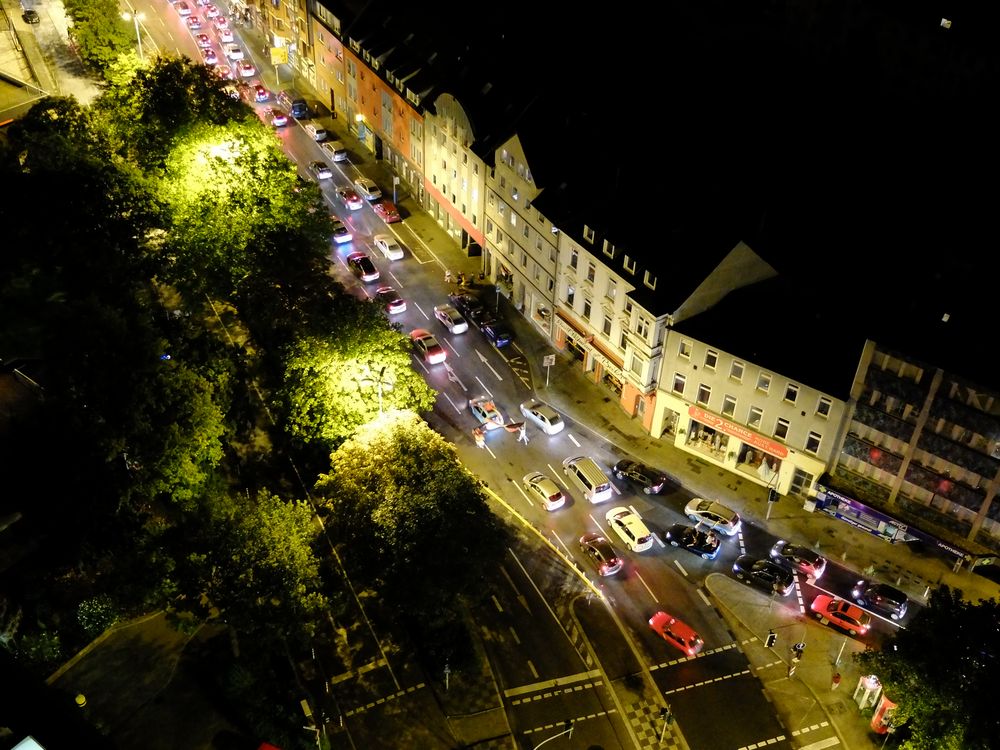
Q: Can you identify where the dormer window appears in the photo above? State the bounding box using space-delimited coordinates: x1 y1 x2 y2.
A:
583 225 595 243
603 240 616 258
643 271 657 290
623 255 636 274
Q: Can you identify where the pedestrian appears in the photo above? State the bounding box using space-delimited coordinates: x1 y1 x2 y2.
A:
473 427 486 449
444 268 453 284
831 672 842 691
518 424 529 445
457 271 465 286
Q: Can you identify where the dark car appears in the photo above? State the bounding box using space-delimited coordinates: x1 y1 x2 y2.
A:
663 523 721 560
23 8 40 23
481 320 513 348
612 459 668 494
732 555 795 596
448 292 489 326
579 532 622 577
851 580 908 620
770 540 827 579
346 252 379 283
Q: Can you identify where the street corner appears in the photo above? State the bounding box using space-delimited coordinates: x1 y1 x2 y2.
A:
703 572 805 642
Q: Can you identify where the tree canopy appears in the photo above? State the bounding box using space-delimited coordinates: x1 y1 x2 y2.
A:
854 586 1000 750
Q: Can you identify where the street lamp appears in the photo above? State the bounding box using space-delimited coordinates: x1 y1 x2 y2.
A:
358 363 392 415
122 11 144 61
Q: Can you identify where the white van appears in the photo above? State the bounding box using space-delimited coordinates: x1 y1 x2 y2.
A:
322 140 349 162
562 456 613 504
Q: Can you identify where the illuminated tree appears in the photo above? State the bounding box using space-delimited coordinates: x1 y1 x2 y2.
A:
854 586 1000 749
314 411 507 619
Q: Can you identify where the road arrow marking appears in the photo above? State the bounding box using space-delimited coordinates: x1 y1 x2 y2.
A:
476 349 503 380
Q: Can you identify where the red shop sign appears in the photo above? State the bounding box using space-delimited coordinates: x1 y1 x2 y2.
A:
688 406 789 458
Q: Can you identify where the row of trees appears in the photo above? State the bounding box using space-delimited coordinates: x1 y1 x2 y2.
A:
0 51 505 747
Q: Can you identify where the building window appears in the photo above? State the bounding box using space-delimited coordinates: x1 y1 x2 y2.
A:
816 397 832 418
757 373 771 393
521 252 527 267
730 360 744 382
603 240 616 258
705 350 718 370
784 383 799 404
522 223 529 238
748 406 763 429
583 225 595 243
637 317 650 339
566 285 575 306
679 340 692 358
673 373 686 395
569 250 578 269
643 271 657 290
500 175 506 189
587 263 596 283
805 431 821 454
583 298 592 319
722 395 737 418
774 418 789 440
630 355 643 376
606 278 617 301
603 315 612 336
620 331 628 350
697 384 712 406
623 255 636 274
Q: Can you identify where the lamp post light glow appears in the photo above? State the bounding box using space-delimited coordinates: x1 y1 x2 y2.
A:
122 11 145 61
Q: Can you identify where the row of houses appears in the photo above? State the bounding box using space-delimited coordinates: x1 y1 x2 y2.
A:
242 0 1000 556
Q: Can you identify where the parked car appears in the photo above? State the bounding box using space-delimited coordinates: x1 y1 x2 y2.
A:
481 320 513 348
353 176 382 201
612 459 668 494
811 595 872 636
337 188 364 211
663 523 722 560
519 400 565 435
308 161 332 180
649 611 704 656
305 123 328 141
684 498 741 536
732 555 795 596
373 200 401 223
22 8 40 23
346 252 379 283
579 532 622 577
850 580 908 620
469 397 504 430
448 292 488 325
373 234 404 261
522 472 565 511
374 286 406 315
432 304 468 334
330 218 352 244
605 506 654 552
410 329 447 364
770 540 827 579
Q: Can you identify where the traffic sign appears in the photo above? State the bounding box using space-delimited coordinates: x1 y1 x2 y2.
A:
543 354 556 367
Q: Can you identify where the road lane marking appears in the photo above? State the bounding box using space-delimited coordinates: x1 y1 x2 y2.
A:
611 482 621 495
673 559 688 577
442 392 462 413
513 481 534 507
476 349 503 380
568 433 581 448
444 338 461 357
492 595 503 613
521 708 617 733
653 532 666 548
474 377 494 397
635 570 658 603
551 531 570 556
503 669 602 698
792 730 836 748
662 667 751 694
508 626 521 645
527 660 538 678
737 528 747 556
697 588 711 606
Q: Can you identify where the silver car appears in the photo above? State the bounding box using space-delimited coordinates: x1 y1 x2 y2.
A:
684 498 742 536
433 304 469 334
522 472 565 511
519 399 565 435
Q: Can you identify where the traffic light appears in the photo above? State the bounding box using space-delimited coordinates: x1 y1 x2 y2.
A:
660 707 673 725
564 720 574 739
767 488 779 503
764 630 777 648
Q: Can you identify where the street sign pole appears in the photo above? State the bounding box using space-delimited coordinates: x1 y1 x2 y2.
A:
543 354 555 387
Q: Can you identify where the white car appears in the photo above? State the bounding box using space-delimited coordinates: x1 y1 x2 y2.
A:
353 176 382 201
684 498 742 536
519 399 565 435
523 472 565 511
305 123 328 141
218 27 234 43
223 44 244 60
331 218 352 244
433 304 468 334
373 234 404 261
606 506 654 552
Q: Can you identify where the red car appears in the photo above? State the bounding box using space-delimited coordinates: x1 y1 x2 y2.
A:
252 82 269 102
811 595 872 636
410 329 446 364
373 200 401 224
649 611 704 656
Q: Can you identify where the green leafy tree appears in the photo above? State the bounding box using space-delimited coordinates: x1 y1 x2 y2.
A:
314 411 508 620
280 297 437 449
854 586 1000 749
178 491 330 648
64 0 135 73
